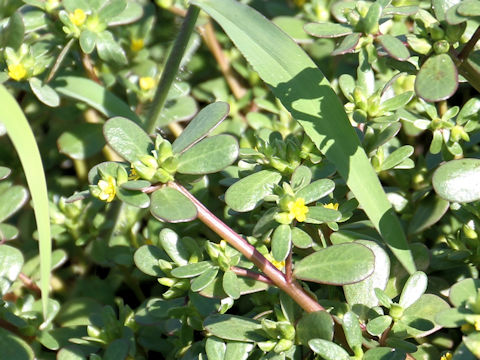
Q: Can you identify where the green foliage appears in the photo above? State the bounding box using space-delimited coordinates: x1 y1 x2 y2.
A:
2 0 480 358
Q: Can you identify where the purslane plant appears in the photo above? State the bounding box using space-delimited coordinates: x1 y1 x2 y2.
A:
1 0 480 359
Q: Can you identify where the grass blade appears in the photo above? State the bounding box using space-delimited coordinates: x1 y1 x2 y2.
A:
0 85 51 314
191 0 416 274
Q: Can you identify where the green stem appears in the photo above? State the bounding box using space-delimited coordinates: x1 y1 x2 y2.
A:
145 6 200 134
169 182 324 313
458 26 480 62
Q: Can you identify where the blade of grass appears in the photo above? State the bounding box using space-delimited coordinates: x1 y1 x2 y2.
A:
0 85 51 315
191 0 416 274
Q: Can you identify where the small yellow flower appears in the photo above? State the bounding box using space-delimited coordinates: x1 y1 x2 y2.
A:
475 318 480 331
131 38 144 52
139 76 155 91
324 202 339 210
8 63 27 81
128 167 140 180
97 176 116 202
265 253 285 270
287 198 309 222
440 352 452 360
69 9 87 27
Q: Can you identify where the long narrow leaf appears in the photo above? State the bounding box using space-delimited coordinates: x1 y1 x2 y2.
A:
0 85 51 314
192 0 415 274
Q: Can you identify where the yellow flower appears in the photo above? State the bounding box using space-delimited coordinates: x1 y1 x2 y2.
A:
475 318 480 331
287 198 309 222
128 167 140 181
139 76 155 91
265 253 285 270
440 352 452 360
97 176 116 202
324 202 339 210
131 38 144 52
8 63 27 81
69 9 87 27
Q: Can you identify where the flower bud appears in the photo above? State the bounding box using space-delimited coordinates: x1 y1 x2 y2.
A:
433 40 450 54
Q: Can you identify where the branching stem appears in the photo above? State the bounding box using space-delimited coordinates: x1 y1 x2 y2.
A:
169 182 324 313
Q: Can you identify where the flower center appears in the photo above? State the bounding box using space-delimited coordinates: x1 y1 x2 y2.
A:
8 64 27 81
69 9 86 26
97 176 116 202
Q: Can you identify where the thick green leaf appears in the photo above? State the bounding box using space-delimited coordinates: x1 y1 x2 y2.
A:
52 76 141 124
380 92 414 113
104 117 153 163
308 339 350 360
449 278 480 307
0 245 24 295
415 54 458 102
291 227 313 248
0 12 24 50
407 194 449 235
104 338 129 360
133 245 166 277
96 30 127 64
205 337 226 360
381 145 414 171
29 78 60 107
191 267 219 292
377 35 410 61
363 347 406 360
362 2 382 34
108 1 143 26
343 240 390 307
342 311 363 352
150 187 197 223
399 271 428 309
158 96 198 127
434 308 470 328
98 0 127 22
0 167 11 180
57 123 105 160
204 314 267 342
305 206 341 224
366 315 393 336
120 180 151 190
171 261 213 278
224 342 253 360
304 22 353 38
0 327 34 360
0 185 28 223
79 30 96 54
222 270 240 299
0 84 51 314
271 224 291 262
225 170 282 212
159 228 189 266
199 276 269 298
458 0 480 16
297 311 334 345
273 17 311 43
193 0 415 274
0 223 19 241
172 102 229 153
432 158 480 203
177 135 238 174
296 179 335 204
392 294 449 338
331 33 361 55
464 332 480 358
116 188 150 208
290 165 312 191
294 243 375 285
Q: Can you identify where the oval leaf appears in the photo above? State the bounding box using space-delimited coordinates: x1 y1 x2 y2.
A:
0 327 34 360
104 117 153 163
204 314 267 342
171 261 213 278
57 123 105 160
172 102 230 153
343 240 390 307
308 339 350 360
297 311 334 345
304 22 353 38
0 245 24 295
399 271 428 309
407 194 449 235
29 78 60 107
159 228 190 266
0 185 29 223
177 134 238 174
432 158 480 203
225 170 282 212
271 224 291 262
296 178 335 204
150 187 197 223
222 270 241 299
293 243 375 285
415 54 458 102
377 35 410 61
191 267 219 292
133 245 166 277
